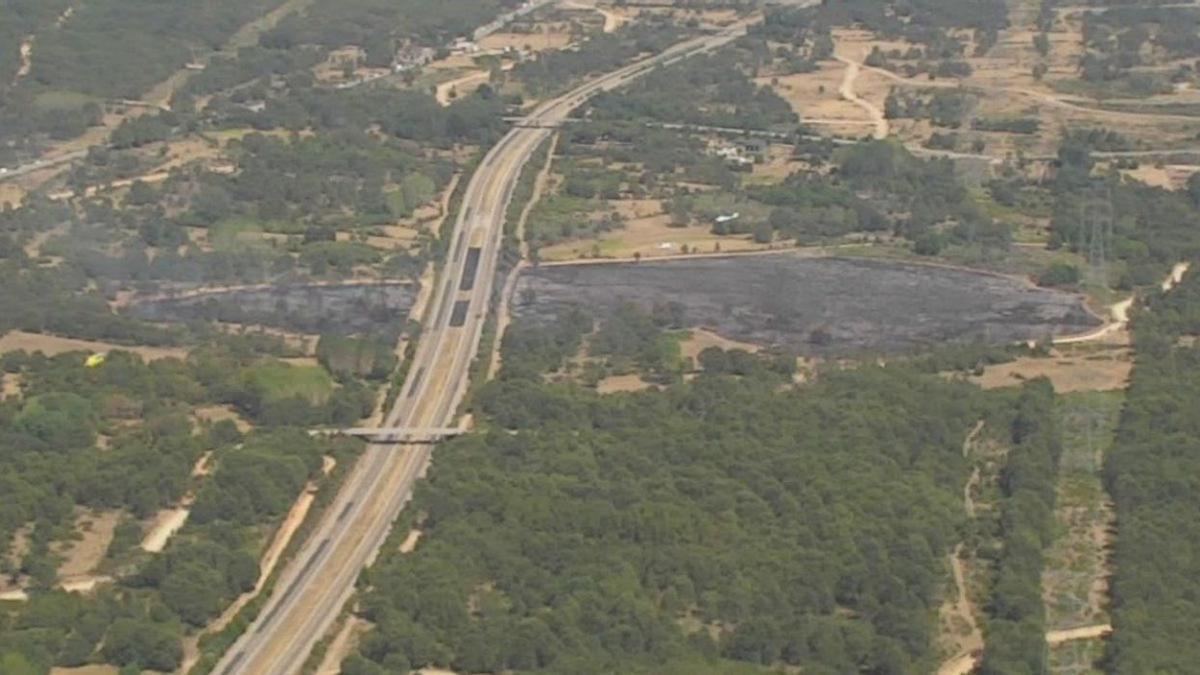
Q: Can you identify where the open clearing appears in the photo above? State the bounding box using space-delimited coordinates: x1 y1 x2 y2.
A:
596 373 654 393
972 346 1131 393
1043 391 1122 673
514 255 1099 355
538 198 772 261
478 29 574 53
193 405 253 433
0 330 189 361
680 327 760 362
55 510 120 581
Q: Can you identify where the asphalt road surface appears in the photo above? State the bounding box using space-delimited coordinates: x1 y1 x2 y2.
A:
211 18 763 675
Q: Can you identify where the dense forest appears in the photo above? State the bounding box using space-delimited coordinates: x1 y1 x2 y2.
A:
343 310 996 674
514 20 685 96
264 0 522 54
0 346 360 673
587 42 798 131
26 0 287 98
1104 263 1200 672
979 381 1061 675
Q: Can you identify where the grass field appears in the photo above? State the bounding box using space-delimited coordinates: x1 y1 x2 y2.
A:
1042 391 1123 673
244 361 334 404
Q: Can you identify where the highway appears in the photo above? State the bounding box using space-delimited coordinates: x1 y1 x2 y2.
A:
210 18 760 675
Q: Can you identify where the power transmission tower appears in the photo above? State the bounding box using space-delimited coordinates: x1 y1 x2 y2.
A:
1078 183 1114 288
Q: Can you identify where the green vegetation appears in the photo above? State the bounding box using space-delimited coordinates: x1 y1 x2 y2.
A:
0 347 360 672
264 0 521 54
1046 391 1122 673
1077 6 1200 97
761 0 1007 77
1049 137 1200 287
885 89 975 129
25 0 285 98
346 311 994 674
587 43 798 131
979 380 1062 675
1104 263 1200 672
514 20 685 96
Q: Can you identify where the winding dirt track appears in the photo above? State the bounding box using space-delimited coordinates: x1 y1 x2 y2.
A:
936 421 986 675
845 55 1200 125
835 55 889 140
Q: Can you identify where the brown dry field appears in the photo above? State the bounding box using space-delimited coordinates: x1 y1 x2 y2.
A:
596 373 654 393
0 330 189 361
479 29 574 53
681 327 760 363
758 17 1200 161
971 346 1131 393
1120 163 1200 190
539 198 770 261
436 70 492 105
54 509 121 580
742 146 805 182
0 182 24 208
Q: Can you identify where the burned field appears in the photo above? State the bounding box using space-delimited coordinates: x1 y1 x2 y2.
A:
514 255 1100 355
130 282 417 335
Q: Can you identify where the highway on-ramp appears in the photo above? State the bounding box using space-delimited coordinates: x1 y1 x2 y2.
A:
211 18 763 675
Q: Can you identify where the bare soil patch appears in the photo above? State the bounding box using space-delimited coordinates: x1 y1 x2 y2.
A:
399 528 423 554
681 328 760 362
140 507 190 553
479 29 574 53
1120 163 1200 190
0 183 25 208
436 70 492 106
316 616 370 675
596 373 654 393
54 509 121 580
0 330 188 361
1 373 21 401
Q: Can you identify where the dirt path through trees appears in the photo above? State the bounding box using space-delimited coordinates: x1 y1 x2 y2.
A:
1046 623 1112 645
834 56 889 139
937 421 986 675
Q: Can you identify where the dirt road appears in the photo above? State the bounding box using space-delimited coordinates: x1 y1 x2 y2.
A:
1046 623 1112 645
846 56 1200 125
835 55 889 139
436 71 493 106
937 421 986 675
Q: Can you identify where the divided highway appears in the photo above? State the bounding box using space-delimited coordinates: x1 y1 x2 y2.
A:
212 19 759 675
